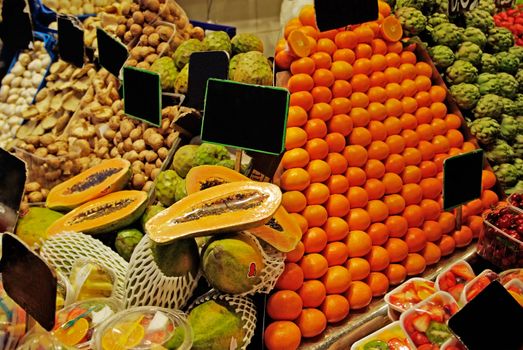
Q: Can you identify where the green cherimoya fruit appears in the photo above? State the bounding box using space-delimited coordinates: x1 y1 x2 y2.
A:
203 31 232 55
449 83 480 110
477 0 496 15
494 163 519 187
469 117 500 145
141 204 164 231
495 52 520 75
175 178 187 202
500 115 519 141
426 321 452 345
150 57 178 90
15 207 64 247
429 45 455 70
487 27 515 53
232 51 273 86
455 42 483 67
194 143 231 166
486 139 515 164
465 9 494 33
427 13 449 29
497 72 519 99
172 144 199 178
215 159 236 169
473 94 503 120
115 228 144 261
463 27 487 49
509 46 523 62
174 63 189 94
155 170 182 206
476 73 501 95
432 23 463 48
228 53 244 79
446 60 478 85
151 238 200 277
480 53 498 73
172 39 207 70
231 33 264 55
396 7 427 36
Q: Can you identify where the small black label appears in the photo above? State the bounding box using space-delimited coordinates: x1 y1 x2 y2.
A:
58 14 85 67
495 0 515 9
0 0 32 50
449 0 480 16
314 0 379 31
443 149 483 211
0 149 26 233
97 28 129 78
123 66 162 127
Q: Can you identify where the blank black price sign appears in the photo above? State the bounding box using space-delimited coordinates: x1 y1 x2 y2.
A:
0 149 26 233
123 66 162 127
443 149 483 211
97 28 129 78
495 0 515 9
201 79 289 156
449 0 479 16
1 0 32 50
314 0 378 32
58 14 85 67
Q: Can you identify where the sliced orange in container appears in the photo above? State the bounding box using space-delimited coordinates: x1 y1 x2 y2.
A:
54 318 90 346
381 16 403 42
288 30 312 58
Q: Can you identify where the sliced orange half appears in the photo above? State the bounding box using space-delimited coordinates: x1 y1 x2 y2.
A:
53 318 90 346
288 30 312 58
381 16 403 43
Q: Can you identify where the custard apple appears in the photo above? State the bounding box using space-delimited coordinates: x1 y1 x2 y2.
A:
172 144 199 178
150 57 178 90
175 178 187 202
231 33 264 55
194 143 231 166
155 170 182 206
232 51 273 86
172 39 207 69
228 53 245 79
203 31 232 55
174 63 189 94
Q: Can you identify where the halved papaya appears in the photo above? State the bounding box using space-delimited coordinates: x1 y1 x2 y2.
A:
186 165 302 252
145 181 281 244
46 159 132 211
46 190 147 236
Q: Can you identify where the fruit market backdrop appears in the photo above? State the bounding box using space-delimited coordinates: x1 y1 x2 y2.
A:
0 0 522 349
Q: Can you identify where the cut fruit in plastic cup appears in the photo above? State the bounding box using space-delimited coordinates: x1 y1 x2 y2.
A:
54 317 90 346
101 319 146 349
385 277 436 313
351 321 415 350
381 16 403 42
288 30 312 58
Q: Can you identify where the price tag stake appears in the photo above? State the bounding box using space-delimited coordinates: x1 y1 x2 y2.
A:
58 14 85 67
97 28 129 78
314 0 378 31
0 149 26 233
123 66 162 127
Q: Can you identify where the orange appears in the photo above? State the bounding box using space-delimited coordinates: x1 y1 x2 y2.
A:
355 43 373 59
349 127 373 147
290 91 315 111
288 74 315 93
311 86 333 103
438 234 456 256
385 82 403 99
326 152 348 175
384 67 403 84
365 159 386 179
311 51 332 69
317 38 337 56
268 290 303 320
299 5 317 26
402 165 422 184
402 253 426 275
286 241 305 262
366 271 389 296
346 258 371 281
325 132 346 153
385 154 406 174
331 97 352 114
343 144 368 167
386 215 409 238
367 102 388 122
387 41 404 55
383 172 403 194
321 294 350 323
307 159 331 182
461 141 476 152
386 135 406 154
385 238 409 263
367 222 389 245
415 91 432 108
302 204 328 227
264 321 301 350
418 140 436 161
364 178 386 200
282 148 310 170
416 124 434 143
324 113 353 137
464 199 484 217
276 262 304 291
401 79 418 98
332 79 352 98
333 48 356 64
313 68 335 88
275 50 294 70
347 208 372 231
300 253 329 280
351 73 371 92
399 51 416 64
452 225 473 248
366 199 390 222
429 85 446 103
438 212 456 234
286 127 308 150
402 130 420 148
346 167 367 186
350 107 371 127
445 113 462 129
399 63 417 80
347 186 369 208
330 61 354 81
366 245 390 271
298 279 326 308
415 107 433 125
481 190 499 212
287 105 308 127
280 168 311 191
414 75 431 92
402 204 425 227
384 116 402 135
345 230 372 257
367 141 390 160
378 1 392 16
303 227 328 253
384 194 406 215
422 220 444 242
368 121 388 141
420 161 438 178
318 29 339 40
446 129 464 148
353 58 373 75
335 31 358 49
326 193 351 217
305 137 329 160
430 102 447 119
297 308 327 338
370 71 388 87
433 153 449 172
345 281 373 309
400 113 418 130
401 99 419 119
422 241 441 265
385 52 401 67
466 215 484 238
326 174 349 194
322 266 352 294
381 15 402 42
368 86 388 103
370 54 388 72
351 92 369 109
420 199 441 221
416 62 433 78
432 135 450 154
371 38 388 55
282 191 308 213
291 57 316 75
354 25 375 43
304 118 328 139
385 264 408 285
482 170 497 190
405 227 427 252
304 182 330 205
322 241 349 266
420 177 442 200
385 98 404 117
402 147 422 166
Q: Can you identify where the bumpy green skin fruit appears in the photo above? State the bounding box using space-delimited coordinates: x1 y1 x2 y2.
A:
487 27 515 53
15 207 64 247
429 45 455 70
194 143 231 166
140 204 164 231
228 53 244 79
495 52 520 75
215 159 236 169
203 31 232 55
115 229 144 261
155 170 181 206
476 73 501 95
394 0 426 10
151 238 200 277
434 0 448 14
473 94 503 120
494 163 519 187
455 42 483 67
463 27 487 49
509 46 523 62
174 178 187 202
497 72 519 99
507 180 523 195
486 139 515 164
172 39 207 70
396 7 427 36
500 115 519 141
427 13 448 29
432 23 464 48
501 97 519 116
480 53 498 73
231 33 264 55
514 134 523 158
465 9 494 33
232 51 273 86
172 144 199 178
174 63 189 94
477 0 496 15
516 69 523 92
150 57 178 90
449 83 480 110
446 60 478 85
514 158 523 177
469 117 500 145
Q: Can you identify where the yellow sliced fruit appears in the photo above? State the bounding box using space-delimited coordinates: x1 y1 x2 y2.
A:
53 317 90 346
288 30 311 58
101 321 145 350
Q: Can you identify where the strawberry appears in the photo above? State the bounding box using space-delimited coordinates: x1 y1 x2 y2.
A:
427 305 445 322
413 313 431 332
448 284 464 301
411 331 430 346
450 264 475 282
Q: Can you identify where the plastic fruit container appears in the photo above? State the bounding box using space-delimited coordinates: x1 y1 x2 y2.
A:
507 192 523 213
499 268 523 285
385 278 436 313
92 306 192 350
435 260 476 301
69 258 116 302
56 271 74 310
17 328 75 350
400 291 459 348
0 278 27 350
350 321 415 350
441 337 467 350
460 269 498 305
504 279 523 306
52 298 121 349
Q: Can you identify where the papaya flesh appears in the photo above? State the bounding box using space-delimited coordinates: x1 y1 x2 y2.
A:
145 181 281 244
186 165 302 252
46 159 131 211
46 190 148 236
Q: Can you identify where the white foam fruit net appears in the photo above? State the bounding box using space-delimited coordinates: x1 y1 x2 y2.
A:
190 291 257 350
40 232 128 303
124 235 199 310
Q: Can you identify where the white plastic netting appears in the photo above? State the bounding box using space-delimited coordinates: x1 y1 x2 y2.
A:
124 235 200 310
40 232 128 304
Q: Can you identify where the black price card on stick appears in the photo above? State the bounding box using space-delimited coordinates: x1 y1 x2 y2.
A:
443 149 483 211
58 14 85 68
97 27 129 78
201 79 289 156
0 233 57 331
1 0 33 50
449 0 479 16
123 66 162 127
314 0 378 32
186 51 229 110
0 149 26 233
495 0 515 9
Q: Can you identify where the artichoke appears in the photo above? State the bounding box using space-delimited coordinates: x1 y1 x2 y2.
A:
427 13 449 29
477 0 496 15
486 139 515 164
446 60 478 85
507 180 523 195
514 158 523 177
476 73 501 95
465 9 494 33
493 163 519 187
463 27 487 49
495 52 520 75
500 115 519 141
473 94 503 120
516 95 523 114
480 53 498 73
469 117 500 145
487 27 515 53
514 134 523 158
501 97 521 116
432 23 463 48
497 72 519 99
434 0 448 14
449 83 480 110
455 42 483 67
516 69 523 92
396 7 427 36
394 0 426 10
509 46 523 62
429 45 455 70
